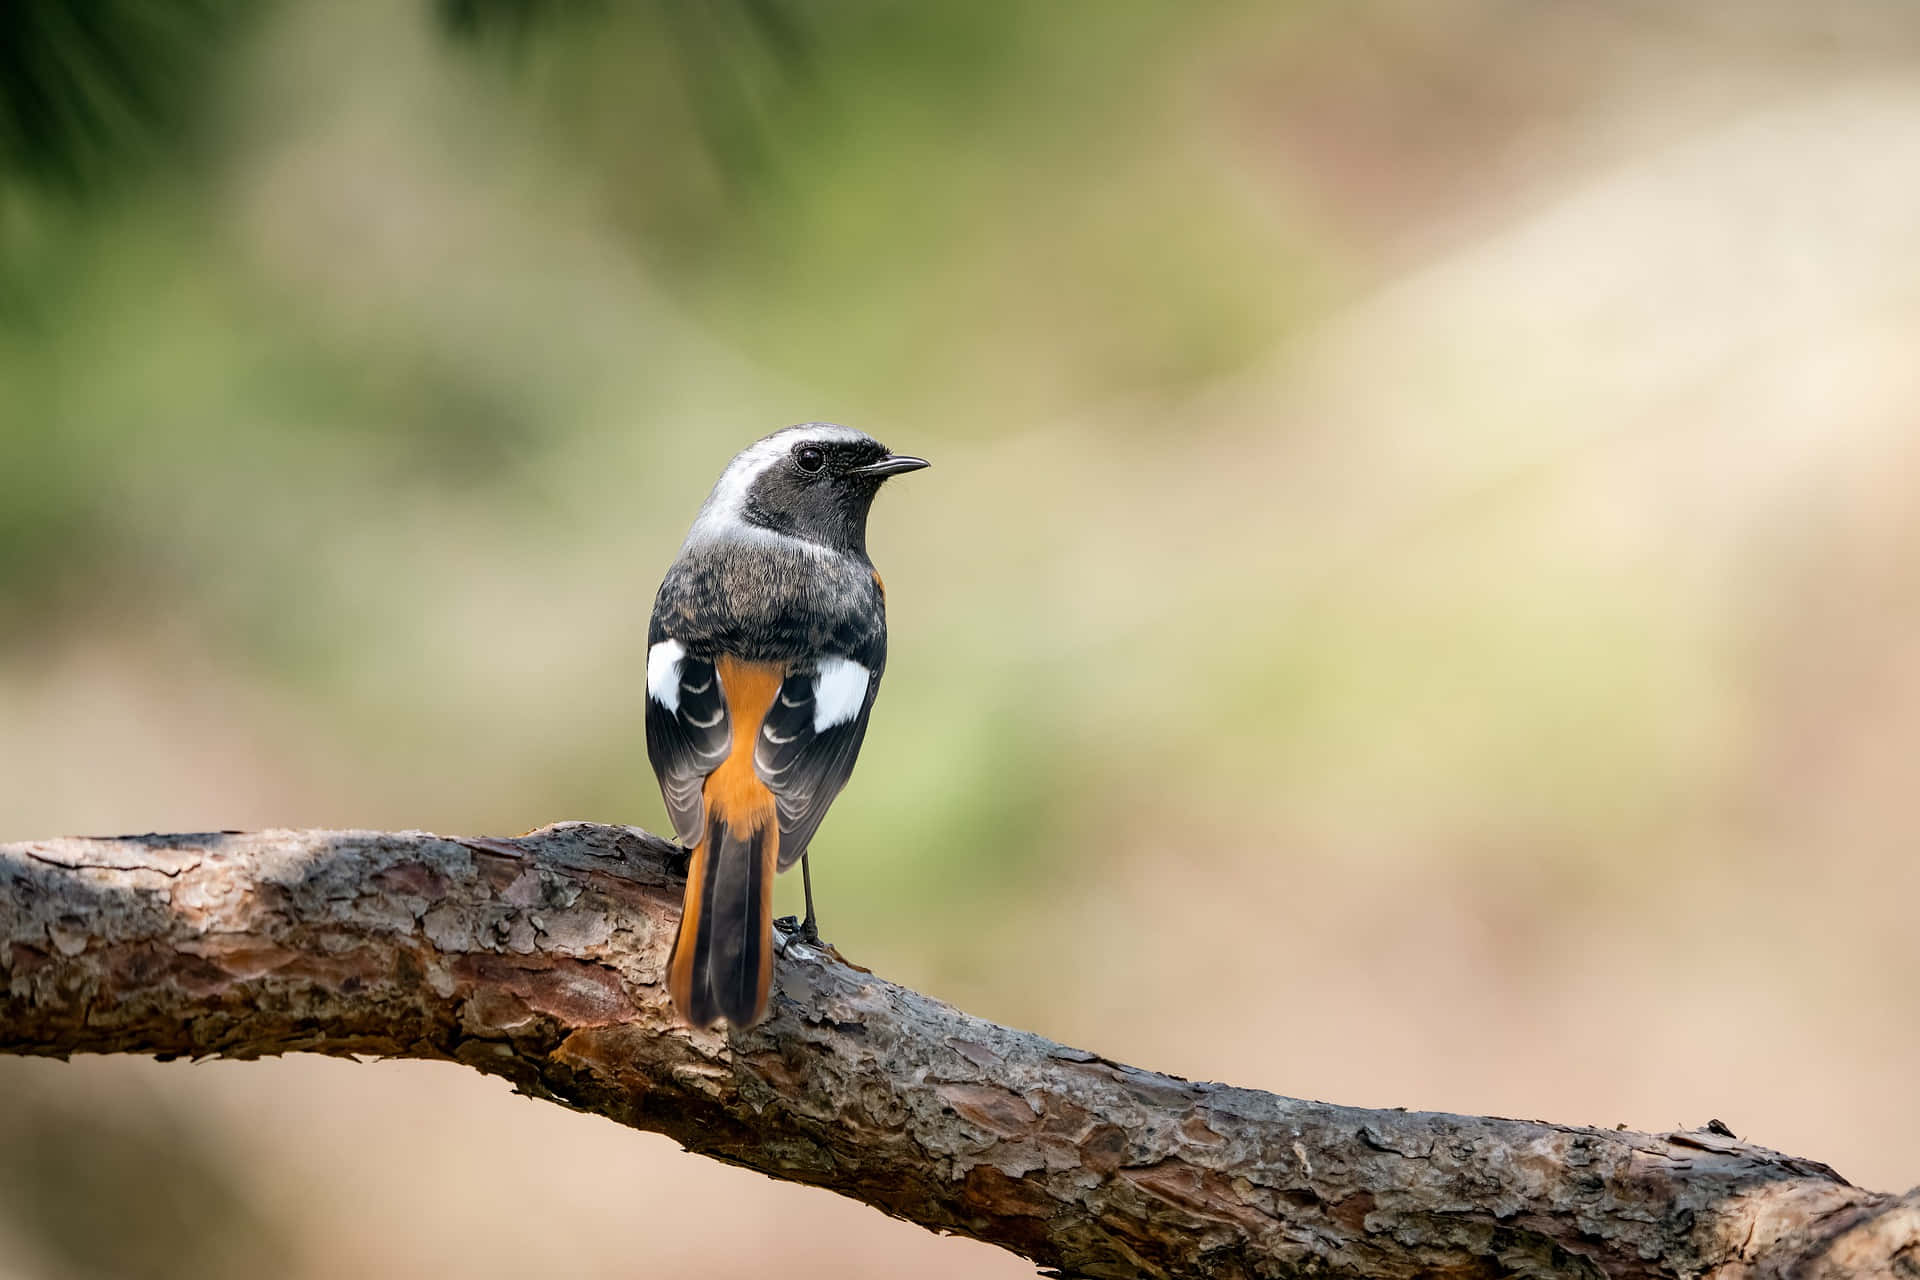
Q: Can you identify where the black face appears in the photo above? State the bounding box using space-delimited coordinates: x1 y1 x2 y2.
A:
740 435 922 556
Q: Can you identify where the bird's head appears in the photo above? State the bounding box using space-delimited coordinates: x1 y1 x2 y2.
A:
688 423 929 557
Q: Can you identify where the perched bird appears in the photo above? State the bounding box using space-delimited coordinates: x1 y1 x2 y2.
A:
646 424 929 1028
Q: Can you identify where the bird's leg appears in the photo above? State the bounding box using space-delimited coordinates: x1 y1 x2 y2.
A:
797 850 821 945
774 852 823 950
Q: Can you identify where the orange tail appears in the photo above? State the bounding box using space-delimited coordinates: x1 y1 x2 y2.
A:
667 655 784 1028
668 811 778 1028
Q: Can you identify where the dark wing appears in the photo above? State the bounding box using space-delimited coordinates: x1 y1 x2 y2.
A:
754 645 884 870
645 644 731 847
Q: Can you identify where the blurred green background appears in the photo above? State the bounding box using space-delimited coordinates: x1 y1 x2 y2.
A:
5 2 1920 1276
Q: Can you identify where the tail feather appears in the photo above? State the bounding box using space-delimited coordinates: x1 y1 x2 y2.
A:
668 809 778 1028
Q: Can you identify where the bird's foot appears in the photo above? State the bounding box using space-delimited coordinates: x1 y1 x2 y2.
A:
662 842 694 878
774 914 822 950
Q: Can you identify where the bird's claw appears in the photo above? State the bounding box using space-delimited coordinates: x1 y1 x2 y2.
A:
662 842 693 878
774 914 822 952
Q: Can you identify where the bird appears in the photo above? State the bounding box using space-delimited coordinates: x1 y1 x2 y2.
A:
646 423 929 1029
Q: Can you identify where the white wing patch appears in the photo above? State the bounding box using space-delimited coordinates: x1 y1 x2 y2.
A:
813 656 870 732
646 640 686 713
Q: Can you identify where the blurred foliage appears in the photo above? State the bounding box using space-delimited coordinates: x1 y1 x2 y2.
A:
0 0 1322 649
6 1 1920 1276
436 0 600 44
0 0 243 190
0 0 815 194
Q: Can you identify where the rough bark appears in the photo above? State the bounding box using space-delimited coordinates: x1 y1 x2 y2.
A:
0 824 1913 1279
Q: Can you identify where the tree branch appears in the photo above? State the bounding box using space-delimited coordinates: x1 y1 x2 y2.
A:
1 825 1913 1279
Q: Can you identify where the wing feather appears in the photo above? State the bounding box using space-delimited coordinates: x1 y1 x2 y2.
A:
645 648 731 846
754 658 881 870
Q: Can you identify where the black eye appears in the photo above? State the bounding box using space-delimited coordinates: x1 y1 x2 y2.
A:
794 445 826 473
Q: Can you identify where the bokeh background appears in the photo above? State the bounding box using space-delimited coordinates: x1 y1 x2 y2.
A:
5 1 1920 1275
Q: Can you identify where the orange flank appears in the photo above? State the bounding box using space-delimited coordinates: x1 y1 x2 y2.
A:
871 569 885 599
704 656 785 834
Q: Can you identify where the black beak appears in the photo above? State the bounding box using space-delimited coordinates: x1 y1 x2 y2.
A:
850 454 931 479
